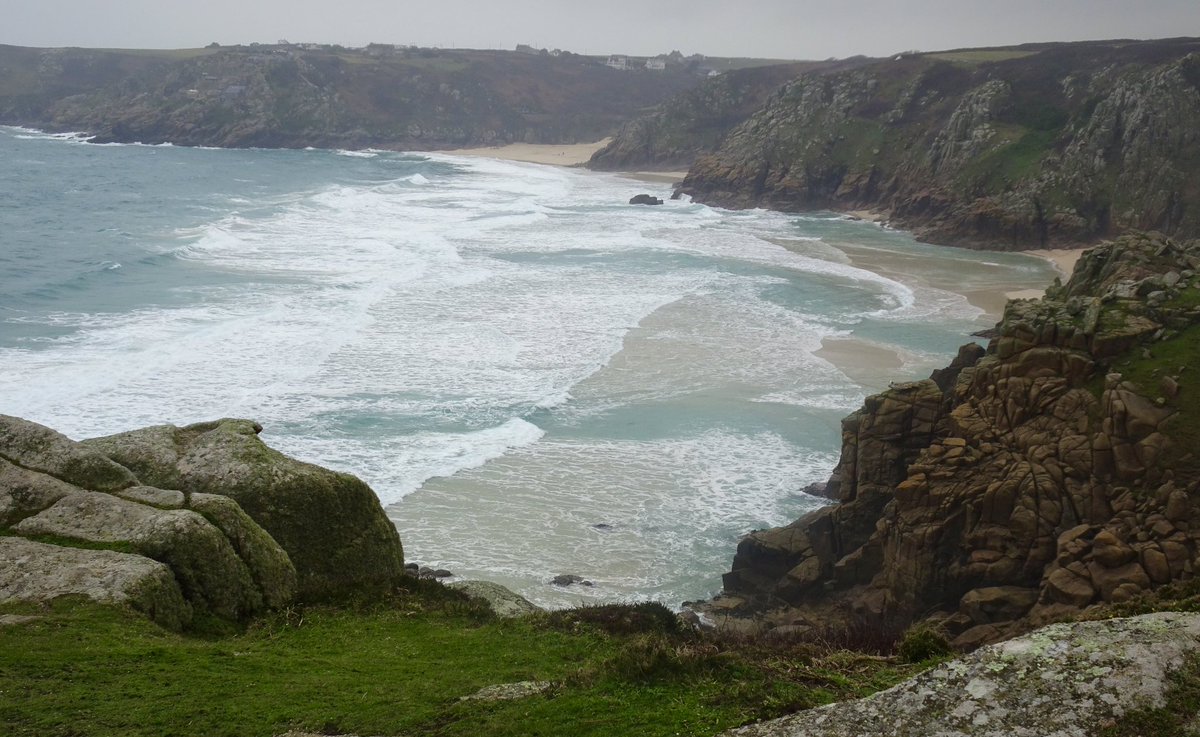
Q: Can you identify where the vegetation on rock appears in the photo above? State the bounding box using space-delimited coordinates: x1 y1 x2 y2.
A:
0 44 708 149
652 38 1200 248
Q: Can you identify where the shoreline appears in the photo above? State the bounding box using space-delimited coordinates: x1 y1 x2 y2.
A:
436 138 689 185
439 139 612 167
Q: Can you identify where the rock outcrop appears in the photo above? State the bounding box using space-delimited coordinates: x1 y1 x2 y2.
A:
588 62 832 171
0 416 406 627
669 38 1200 249
723 611 1200 737
83 419 405 601
716 232 1200 647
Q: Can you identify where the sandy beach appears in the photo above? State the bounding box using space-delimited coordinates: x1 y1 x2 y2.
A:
1026 248 1085 279
440 139 612 166
438 140 689 186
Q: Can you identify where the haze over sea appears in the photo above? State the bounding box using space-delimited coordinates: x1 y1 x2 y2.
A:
0 126 1056 607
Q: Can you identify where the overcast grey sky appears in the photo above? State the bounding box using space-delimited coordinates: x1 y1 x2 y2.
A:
5 0 1198 59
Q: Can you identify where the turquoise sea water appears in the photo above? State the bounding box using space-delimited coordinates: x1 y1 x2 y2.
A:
0 127 1056 607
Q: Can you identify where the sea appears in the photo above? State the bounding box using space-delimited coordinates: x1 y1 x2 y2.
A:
0 126 1057 608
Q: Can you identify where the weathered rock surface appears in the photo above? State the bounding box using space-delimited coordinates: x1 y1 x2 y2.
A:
447 580 543 618
589 61 829 171
84 418 405 601
1 415 403 626
672 38 1200 249
459 680 553 702
723 611 1200 737
716 233 1200 645
0 537 191 629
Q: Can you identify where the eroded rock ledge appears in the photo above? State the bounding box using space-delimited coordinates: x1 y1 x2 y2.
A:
714 232 1200 648
0 416 405 627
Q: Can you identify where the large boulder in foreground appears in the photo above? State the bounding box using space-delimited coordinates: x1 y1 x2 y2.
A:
1 414 404 626
83 419 405 601
1 414 296 625
724 611 1200 737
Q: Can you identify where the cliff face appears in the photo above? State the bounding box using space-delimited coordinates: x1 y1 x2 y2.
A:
674 38 1200 249
587 61 855 171
0 45 701 149
719 232 1200 648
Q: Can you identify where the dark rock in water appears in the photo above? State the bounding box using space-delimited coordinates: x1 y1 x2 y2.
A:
629 194 664 206
432 569 453 579
552 574 594 587
799 481 835 500
405 562 420 573
592 523 615 531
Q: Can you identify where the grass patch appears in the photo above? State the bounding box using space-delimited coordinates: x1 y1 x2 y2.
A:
1105 319 1200 474
924 50 1039 64
961 126 1059 190
0 595 930 737
0 530 139 556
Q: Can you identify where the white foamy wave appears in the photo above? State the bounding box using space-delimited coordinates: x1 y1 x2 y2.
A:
275 418 546 506
337 149 377 158
391 428 836 608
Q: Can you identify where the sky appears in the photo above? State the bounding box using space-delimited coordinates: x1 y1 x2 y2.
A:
4 0 1199 59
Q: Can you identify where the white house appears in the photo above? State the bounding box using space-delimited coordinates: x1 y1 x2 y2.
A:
605 55 628 70
645 58 667 71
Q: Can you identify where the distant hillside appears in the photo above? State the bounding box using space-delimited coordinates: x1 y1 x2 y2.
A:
605 37 1200 249
0 44 714 149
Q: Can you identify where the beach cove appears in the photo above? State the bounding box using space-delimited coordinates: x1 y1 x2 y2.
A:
0 127 1059 609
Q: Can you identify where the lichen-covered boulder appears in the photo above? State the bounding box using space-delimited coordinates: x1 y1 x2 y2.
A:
0 537 191 629
0 414 136 492
14 492 265 620
723 611 1200 737
447 580 543 618
84 419 405 601
1 415 299 627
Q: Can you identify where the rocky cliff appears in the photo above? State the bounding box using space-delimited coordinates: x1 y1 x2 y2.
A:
587 62 832 171
0 44 701 149
716 232 1200 648
669 38 1200 249
0 416 405 628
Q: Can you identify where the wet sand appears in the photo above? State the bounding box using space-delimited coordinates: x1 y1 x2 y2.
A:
1026 248 1085 279
440 139 612 166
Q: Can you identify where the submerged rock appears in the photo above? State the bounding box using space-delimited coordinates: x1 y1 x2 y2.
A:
628 193 664 205
552 574 594 587
724 612 1200 737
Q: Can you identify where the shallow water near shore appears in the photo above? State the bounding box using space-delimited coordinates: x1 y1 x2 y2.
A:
0 127 1056 608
